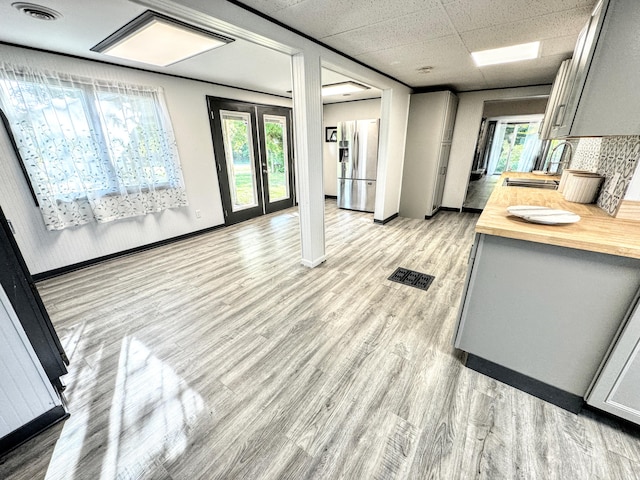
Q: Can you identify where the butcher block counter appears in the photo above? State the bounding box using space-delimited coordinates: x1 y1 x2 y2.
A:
454 171 640 412
477 172 640 259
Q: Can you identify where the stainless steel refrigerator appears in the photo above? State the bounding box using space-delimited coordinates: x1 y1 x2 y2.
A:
337 119 379 212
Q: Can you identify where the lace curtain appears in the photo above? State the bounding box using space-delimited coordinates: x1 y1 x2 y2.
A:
0 63 188 230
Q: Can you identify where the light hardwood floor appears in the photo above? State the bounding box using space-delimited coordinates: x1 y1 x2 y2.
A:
463 175 501 211
1 200 640 479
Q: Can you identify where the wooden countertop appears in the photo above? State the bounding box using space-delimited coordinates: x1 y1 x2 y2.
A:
476 172 640 259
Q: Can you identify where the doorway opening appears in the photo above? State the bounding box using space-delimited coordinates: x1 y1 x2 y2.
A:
464 112 544 211
207 97 295 225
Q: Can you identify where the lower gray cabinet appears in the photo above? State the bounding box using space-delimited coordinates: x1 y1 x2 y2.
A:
587 295 640 425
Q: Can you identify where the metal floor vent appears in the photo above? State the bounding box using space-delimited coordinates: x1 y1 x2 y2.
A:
388 267 435 291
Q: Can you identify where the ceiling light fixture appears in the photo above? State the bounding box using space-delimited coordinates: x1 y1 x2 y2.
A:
12 2 61 20
471 41 540 67
322 81 369 97
91 10 234 67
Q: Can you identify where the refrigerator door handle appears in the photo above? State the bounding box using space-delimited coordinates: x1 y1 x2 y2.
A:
353 130 359 172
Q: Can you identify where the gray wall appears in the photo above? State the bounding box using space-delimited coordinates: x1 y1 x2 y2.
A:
482 98 548 118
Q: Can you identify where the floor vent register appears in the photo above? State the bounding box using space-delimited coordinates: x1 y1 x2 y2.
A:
388 267 435 291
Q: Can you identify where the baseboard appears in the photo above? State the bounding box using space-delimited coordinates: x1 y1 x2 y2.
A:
324 195 338 199
462 206 483 214
465 354 584 414
33 223 226 281
0 405 68 459
439 206 461 213
374 212 398 225
301 255 327 268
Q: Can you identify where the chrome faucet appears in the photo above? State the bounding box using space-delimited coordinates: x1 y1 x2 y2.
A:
545 141 573 174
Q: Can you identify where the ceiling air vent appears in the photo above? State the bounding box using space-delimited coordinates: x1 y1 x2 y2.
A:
12 3 61 21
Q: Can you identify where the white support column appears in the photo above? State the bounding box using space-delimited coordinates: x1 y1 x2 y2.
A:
291 52 326 268
374 88 411 223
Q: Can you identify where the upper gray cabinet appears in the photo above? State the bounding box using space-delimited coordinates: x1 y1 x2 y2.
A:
548 0 640 138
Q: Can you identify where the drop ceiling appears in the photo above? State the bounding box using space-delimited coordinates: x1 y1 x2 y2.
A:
0 0 597 101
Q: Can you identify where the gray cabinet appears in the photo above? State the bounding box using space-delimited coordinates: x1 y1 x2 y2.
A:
400 91 458 219
540 59 570 140
454 234 640 400
587 295 640 425
550 0 640 137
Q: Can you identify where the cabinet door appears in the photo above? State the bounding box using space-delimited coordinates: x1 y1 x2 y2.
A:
552 0 607 137
442 94 458 143
588 296 640 425
540 59 570 140
431 143 451 214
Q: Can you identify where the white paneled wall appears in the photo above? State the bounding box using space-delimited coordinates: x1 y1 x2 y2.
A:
0 285 61 437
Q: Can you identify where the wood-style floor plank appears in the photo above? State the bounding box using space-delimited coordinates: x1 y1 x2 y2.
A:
1 200 639 480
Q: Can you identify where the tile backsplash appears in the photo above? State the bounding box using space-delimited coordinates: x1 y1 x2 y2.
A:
570 137 602 172
596 136 640 216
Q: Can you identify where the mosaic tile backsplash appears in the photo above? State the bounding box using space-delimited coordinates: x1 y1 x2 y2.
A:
571 137 602 172
596 136 640 216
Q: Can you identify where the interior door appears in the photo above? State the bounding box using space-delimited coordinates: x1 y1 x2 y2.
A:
208 98 264 225
257 106 295 214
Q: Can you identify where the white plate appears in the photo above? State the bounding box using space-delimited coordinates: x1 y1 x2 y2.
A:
507 205 580 225
531 170 553 176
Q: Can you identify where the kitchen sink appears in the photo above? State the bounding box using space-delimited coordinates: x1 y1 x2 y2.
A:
503 177 559 190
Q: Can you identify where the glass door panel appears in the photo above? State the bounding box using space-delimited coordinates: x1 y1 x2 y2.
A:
263 114 290 202
257 106 294 214
220 110 259 212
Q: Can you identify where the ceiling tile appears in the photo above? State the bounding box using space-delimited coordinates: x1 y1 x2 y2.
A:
321 5 454 56
478 54 567 88
233 0 307 15
355 35 473 72
459 6 593 52
268 0 440 39
444 0 553 33
540 34 579 58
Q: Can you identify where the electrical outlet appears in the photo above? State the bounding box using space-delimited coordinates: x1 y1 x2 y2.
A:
607 172 621 195
195 209 201 218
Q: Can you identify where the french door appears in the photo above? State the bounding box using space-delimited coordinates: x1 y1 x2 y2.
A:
207 97 294 225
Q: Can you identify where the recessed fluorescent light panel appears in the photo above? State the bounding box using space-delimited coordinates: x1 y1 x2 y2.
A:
471 41 540 67
91 11 234 67
322 81 369 97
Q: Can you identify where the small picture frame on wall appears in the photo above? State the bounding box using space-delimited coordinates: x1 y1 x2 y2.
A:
325 126 337 142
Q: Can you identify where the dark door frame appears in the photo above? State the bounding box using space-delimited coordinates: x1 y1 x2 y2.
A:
207 97 295 225
207 97 264 225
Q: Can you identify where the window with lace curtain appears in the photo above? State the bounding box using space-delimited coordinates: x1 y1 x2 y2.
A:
0 63 188 231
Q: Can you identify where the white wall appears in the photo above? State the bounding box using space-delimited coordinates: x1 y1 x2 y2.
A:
322 99 381 196
0 44 291 274
442 85 551 209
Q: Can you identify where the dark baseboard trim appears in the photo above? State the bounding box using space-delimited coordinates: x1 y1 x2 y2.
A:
439 206 461 212
374 212 399 225
0 405 68 459
324 195 338 199
465 354 584 414
33 223 225 282
462 206 483 214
